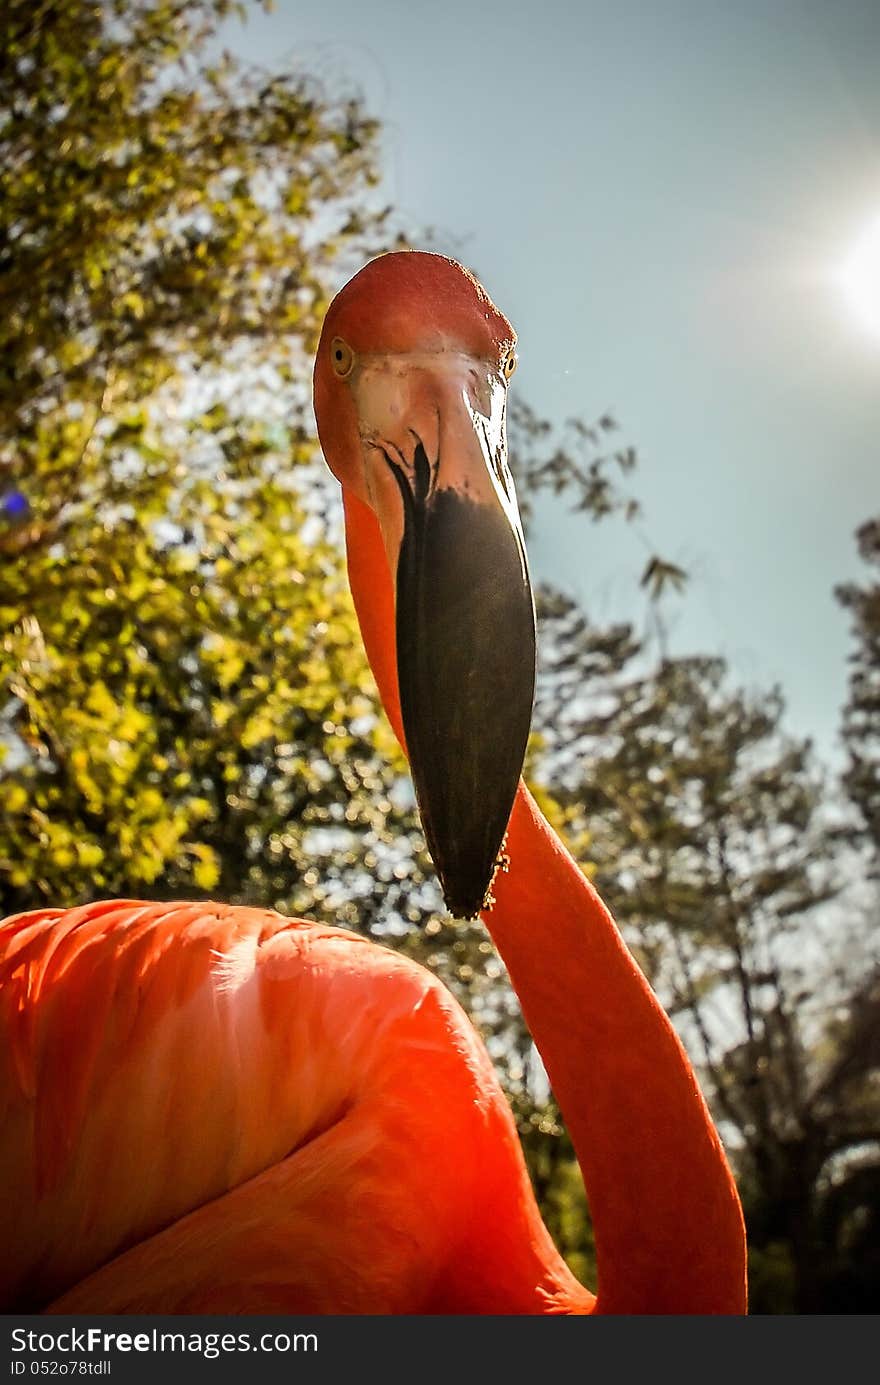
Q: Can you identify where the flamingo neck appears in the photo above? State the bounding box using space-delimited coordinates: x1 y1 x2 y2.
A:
342 491 405 748
342 489 746 1314
488 785 747 1312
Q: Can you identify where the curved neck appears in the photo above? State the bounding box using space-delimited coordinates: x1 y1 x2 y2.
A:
343 490 747 1314
489 785 746 1312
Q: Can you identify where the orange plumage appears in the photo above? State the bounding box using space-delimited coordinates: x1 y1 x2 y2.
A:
1 900 587 1313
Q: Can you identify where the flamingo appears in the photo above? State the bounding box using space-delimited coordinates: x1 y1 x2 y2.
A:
0 252 747 1315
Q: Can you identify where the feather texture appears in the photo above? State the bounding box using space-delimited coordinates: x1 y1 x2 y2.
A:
0 899 588 1313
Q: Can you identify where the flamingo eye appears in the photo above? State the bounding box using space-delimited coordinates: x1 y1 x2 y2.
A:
330 337 356 378
502 350 518 380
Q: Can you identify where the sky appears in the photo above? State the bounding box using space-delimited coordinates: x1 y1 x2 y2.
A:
225 0 880 765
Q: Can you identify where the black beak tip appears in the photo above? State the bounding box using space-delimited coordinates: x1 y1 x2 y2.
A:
437 833 511 921
442 889 485 923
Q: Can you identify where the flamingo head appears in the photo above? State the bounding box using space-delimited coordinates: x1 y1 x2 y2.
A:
314 251 535 919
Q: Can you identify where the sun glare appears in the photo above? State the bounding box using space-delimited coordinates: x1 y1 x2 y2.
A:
839 216 880 338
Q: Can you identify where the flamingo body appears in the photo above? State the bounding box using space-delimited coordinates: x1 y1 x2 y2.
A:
1 899 588 1314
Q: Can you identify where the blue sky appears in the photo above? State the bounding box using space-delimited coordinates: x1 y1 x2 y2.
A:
227 0 879 764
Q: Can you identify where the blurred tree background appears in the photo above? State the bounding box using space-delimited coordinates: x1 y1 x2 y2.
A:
1 0 878 1313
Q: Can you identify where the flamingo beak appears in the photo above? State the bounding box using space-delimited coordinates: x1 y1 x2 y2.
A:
354 354 536 918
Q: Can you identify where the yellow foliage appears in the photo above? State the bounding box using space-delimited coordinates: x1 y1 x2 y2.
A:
4 784 28 814
190 843 220 890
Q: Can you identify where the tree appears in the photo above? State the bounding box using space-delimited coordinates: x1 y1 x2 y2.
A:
837 517 880 867
0 0 415 920
530 591 880 1311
